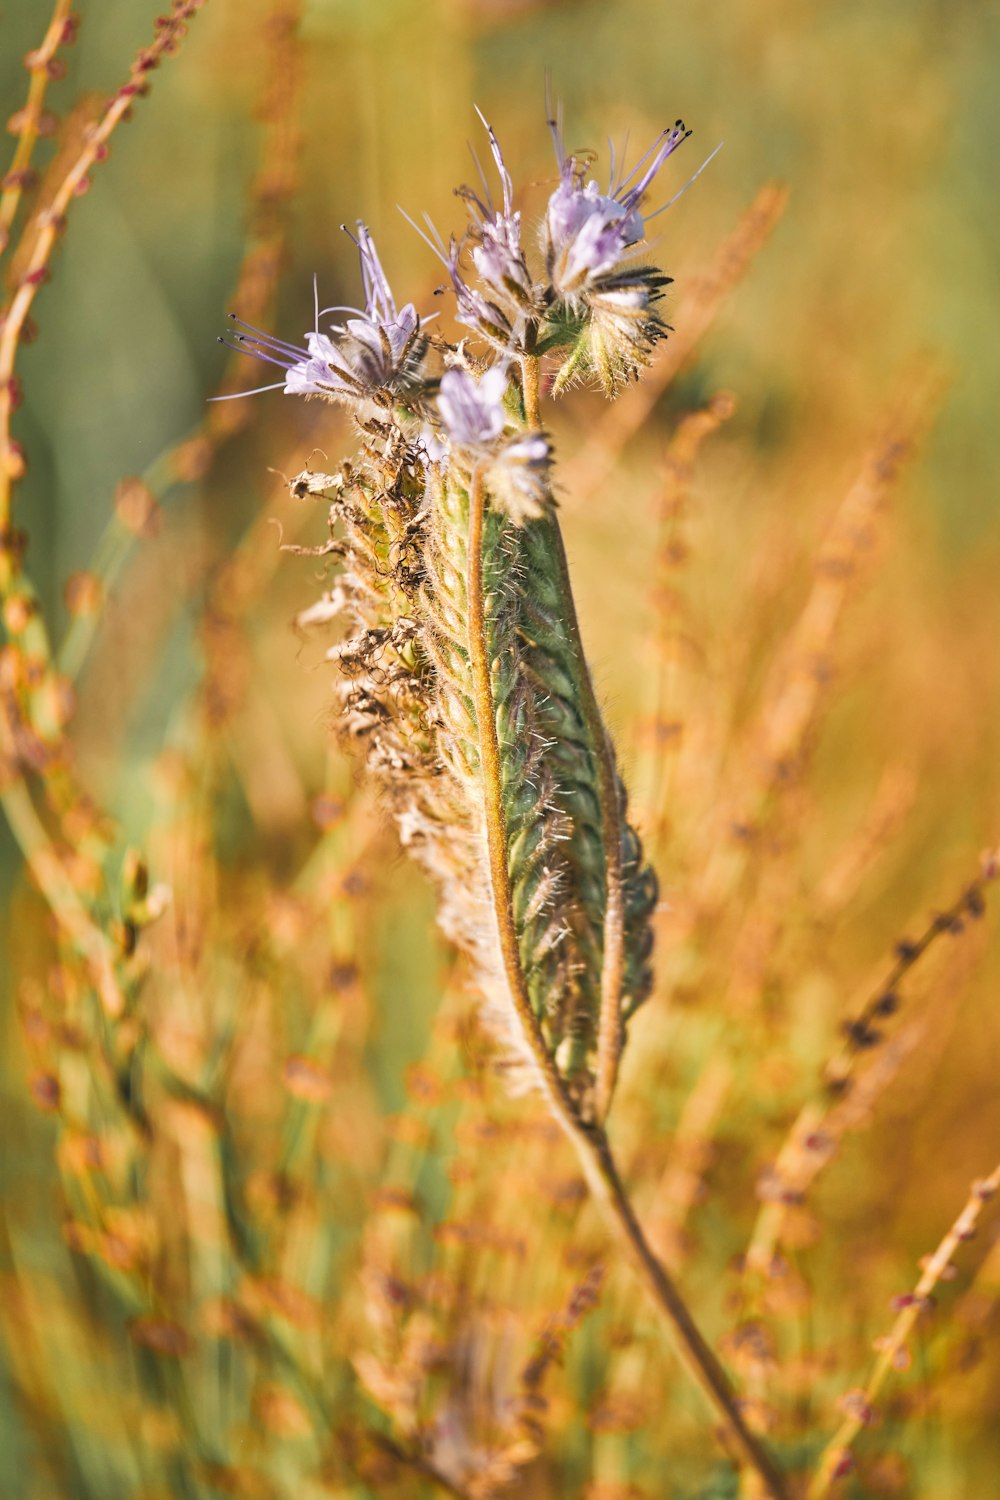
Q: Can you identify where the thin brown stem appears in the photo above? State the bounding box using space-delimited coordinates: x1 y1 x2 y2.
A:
744 852 998 1278
520 345 542 429
807 1161 1000 1500
578 1131 791 1500
0 0 75 253
466 463 789 1500
0 1 206 571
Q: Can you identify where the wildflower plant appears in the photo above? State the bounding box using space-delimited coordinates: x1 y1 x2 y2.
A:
5 9 1000 1498
228 108 790 1495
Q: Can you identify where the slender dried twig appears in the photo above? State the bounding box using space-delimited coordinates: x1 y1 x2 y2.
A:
0 0 76 255
808 1163 1000 1499
743 851 999 1279
0 1 207 570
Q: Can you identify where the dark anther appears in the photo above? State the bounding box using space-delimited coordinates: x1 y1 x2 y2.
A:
895 939 919 962
873 990 899 1017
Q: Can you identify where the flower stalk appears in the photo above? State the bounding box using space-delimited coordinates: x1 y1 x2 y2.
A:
239 104 787 1494
464 450 788 1499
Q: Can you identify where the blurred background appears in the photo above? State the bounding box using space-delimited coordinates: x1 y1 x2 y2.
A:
2 1 1000 1495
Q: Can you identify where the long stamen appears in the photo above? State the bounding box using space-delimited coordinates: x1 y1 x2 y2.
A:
545 74 566 171
353 221 397 324
398 206 451 270
616 122 682 194
208 380 288 402
617 120 690 206
465 140 493 221
340 222 377 318
226 314 309 362
218 331 295 365
318 303 366 320
474 105 513 215
644 140 723 220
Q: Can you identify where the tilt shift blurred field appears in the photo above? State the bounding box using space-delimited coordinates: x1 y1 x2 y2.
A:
1 1 1000 1497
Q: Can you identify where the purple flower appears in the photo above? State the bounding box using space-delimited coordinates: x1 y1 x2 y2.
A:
446 235 521 350
218 224 423 405
437 366 508 447
461 108 535 308
544 117 690 300
539 110 703 394
435 366 551 525
402 110 538 355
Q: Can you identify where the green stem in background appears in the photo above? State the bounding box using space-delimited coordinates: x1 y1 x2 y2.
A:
0 770 125 1018
467 460 789 1500
521 344 626 1121
57 451 180 682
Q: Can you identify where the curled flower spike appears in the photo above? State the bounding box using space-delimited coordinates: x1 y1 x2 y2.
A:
435 366 551 525
243 101 781 1500
218 223 425 407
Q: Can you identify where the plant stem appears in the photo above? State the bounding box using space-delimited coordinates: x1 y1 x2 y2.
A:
466 462 789 1500
520 345 627 1122
575 1127 790 1500
0 766 125 1018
